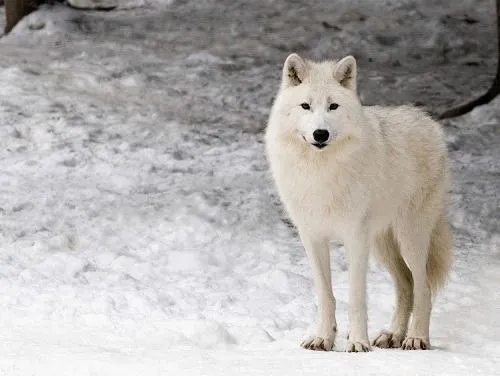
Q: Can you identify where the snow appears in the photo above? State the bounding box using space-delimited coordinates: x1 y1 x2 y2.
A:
0 0 499 374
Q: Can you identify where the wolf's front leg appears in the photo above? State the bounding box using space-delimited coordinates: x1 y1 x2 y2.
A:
345 232 371 352
299 231 337 351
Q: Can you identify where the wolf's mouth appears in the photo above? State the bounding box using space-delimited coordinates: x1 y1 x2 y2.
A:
312 143 327 149
302 135 328 149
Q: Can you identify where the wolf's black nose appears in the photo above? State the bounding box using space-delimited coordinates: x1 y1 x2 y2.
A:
313 129 329 143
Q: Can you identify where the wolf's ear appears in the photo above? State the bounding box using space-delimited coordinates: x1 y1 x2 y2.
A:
282 53 308 87
333 55 357 92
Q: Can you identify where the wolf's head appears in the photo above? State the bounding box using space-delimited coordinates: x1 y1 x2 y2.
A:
269 54 367 153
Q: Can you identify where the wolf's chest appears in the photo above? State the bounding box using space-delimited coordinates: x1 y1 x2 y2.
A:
272 158 356 223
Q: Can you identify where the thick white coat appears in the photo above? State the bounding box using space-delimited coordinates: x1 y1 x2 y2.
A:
265 54 452 352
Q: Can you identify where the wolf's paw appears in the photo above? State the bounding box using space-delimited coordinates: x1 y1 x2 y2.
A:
301 337 335 351
372 330 404 349
402 336 429 350
346 340 371 352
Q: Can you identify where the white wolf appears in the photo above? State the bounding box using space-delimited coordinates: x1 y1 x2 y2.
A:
265 54 452 352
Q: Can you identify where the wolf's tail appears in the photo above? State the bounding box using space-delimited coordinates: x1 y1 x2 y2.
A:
426 214 453 294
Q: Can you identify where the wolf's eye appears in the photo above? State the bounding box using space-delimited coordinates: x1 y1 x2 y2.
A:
329 103 339 111
300 103 311 110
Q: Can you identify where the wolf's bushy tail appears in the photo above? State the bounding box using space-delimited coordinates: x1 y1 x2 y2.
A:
426 214 452 294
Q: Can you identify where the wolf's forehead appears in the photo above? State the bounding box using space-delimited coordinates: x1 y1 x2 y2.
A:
305 60 339 85
307 60 336 76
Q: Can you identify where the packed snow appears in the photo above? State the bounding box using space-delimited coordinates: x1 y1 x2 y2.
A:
0 0 499 374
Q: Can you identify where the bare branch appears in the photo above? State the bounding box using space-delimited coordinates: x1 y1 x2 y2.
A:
439 0 500 119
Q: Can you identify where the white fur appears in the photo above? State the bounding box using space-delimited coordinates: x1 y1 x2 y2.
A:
265 54 452 352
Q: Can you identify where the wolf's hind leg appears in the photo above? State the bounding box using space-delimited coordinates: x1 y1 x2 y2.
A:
395 222 434 350
372 228 413 348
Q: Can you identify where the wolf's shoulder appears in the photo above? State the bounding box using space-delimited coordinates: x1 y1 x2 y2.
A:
363 104 432 123
363 104 442 135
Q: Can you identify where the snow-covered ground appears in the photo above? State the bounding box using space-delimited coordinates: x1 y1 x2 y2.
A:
0 0 499 374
